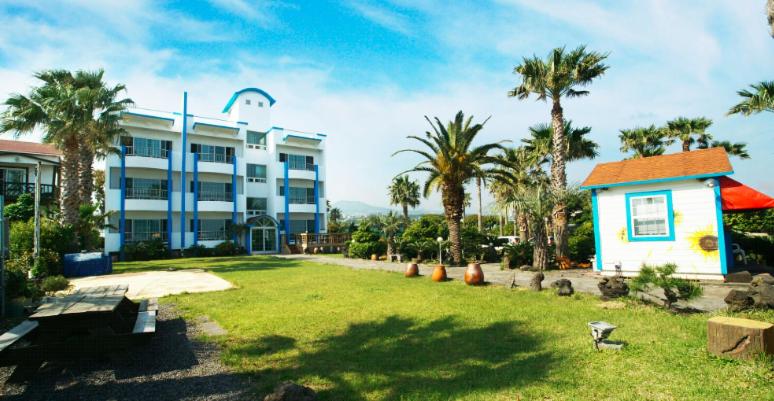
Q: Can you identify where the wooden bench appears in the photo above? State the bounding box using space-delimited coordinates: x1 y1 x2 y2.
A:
137 298 158 313
132 311 157 335
0 321 39 353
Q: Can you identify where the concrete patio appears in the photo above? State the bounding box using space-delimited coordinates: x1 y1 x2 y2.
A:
69 270 234 299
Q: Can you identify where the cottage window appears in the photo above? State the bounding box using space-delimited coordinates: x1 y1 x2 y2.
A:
625 190 674 241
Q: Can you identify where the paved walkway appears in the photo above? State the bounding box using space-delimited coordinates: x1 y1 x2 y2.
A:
69 270 233 299
278 255 743 312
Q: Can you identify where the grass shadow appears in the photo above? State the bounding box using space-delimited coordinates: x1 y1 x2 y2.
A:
234 315 554 400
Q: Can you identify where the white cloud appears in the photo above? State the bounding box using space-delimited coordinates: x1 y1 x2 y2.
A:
207 0 286 27
347 1 412 35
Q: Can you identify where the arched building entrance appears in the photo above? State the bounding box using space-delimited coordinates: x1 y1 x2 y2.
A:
246 215 280 254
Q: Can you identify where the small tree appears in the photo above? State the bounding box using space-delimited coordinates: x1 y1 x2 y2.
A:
4 193 34 222
630 263 703 309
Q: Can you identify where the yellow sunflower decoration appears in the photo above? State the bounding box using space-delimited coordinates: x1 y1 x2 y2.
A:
617 227 628 243
687 225 720 260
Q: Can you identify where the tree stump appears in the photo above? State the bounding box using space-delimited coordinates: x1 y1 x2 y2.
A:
530 272 544 291
707 316 774 360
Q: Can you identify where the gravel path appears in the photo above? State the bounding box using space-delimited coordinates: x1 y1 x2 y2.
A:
0 305 253 401
280 254 745 311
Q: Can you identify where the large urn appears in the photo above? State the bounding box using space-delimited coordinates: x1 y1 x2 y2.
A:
431 265 447 282
464 262 484 285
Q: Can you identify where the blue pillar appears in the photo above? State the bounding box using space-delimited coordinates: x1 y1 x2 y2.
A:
232 155 238 243
193 152 199 246
591 189 602 271
283 160 290 243
180 91 188 250
314 164 320 234
246 225 252 254
167 151 173 254
714 179 728 275
119 145 126 261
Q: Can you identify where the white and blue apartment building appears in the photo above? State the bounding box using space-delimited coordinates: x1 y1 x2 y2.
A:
103 88 327 257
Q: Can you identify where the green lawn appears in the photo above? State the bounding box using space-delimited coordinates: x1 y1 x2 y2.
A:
114 256 774 401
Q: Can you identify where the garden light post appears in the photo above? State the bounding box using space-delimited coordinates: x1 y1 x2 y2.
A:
437 236 443 265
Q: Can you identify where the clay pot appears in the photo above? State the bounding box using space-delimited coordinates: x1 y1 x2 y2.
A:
464 262 484 285
405 263 419 277
431 265 447 282
371 254 378 261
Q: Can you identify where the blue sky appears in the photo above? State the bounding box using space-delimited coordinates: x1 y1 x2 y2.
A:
0 0 772 210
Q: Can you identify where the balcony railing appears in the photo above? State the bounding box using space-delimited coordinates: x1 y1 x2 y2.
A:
125 146 168 159
288 196 316 205
0 182 56 202
199 230 227 241
197 153 232 164
247 209 267 216
125 231 168 243
126 187 168 200
198 191 232 202
287 162 315 171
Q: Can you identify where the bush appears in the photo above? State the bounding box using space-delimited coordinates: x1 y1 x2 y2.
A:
183 244 212 258
40 275 69 293
568 220 595 263
348 221 386 259
6 249 61 278
4 267 34 299
4 193 34 222
630 263 703 309
10 218 78 268
460 226 500 262
725 209 774 235
213 241 245 257
501 242 533 268
399 215 448 259
123 239 168 261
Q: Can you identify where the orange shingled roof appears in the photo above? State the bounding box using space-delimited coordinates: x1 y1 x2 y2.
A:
581 147 732 189
0 139 61 157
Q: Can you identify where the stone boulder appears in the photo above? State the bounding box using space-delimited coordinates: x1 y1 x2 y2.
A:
724 289 755 312
750 274 774 309
530 272 544 291
264 382 318 401
724 271 753 283
519 264 534 271
551 279 574 296
598 276 629 299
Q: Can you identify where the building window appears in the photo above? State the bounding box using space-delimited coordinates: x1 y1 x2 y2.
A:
191 219 232 241
247 131 267 150
258 101 264 108
278 153 314 171
121 136 170 159
280 219 316 235
245 99 251 105
247 197 267 216
625 190 674 241
125 219 168 242
192 181 233 202
278 186 315 204
191 143 234 164
247 164 267 183
126 178 168 200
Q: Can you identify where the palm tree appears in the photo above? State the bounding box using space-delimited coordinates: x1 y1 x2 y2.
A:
394 111 503 265
619 125 671 158
329 207 342 223
1 70 81 224
768 0 774 37
388 175 420 220
73 70 132 206
699 140 751 159
521 121 599 166
512 184 554 270
492 147 547 244
509 45 609 260
728 81 774 116
663 117 713 152
380 211 403 257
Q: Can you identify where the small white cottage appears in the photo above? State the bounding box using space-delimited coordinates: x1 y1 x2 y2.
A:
581 147 774 280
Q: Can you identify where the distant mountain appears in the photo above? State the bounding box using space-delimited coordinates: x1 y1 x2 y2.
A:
332 200 442 217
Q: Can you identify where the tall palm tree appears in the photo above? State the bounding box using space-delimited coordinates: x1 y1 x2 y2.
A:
1 70 81 224
491 147 547 243
699 140 751 159
380 211 403 257
73 70 132 206
521 121 599 166
619 125 671 158
664 117 713 152
394 111 503 265
509 45 609 260
768 0 774 37
388 175 420 220
727 81 774 116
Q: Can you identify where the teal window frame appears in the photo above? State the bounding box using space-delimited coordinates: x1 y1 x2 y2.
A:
625 189 675 242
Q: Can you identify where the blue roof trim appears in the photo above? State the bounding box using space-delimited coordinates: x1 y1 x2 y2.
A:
284 134 322 142
192 121 240 133
316 133 327 137
270 126 284 131
580 171 734 190
237 121 249 125
222 87 277 113
121 111 175 124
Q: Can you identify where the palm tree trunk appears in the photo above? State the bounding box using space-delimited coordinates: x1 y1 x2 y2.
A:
512 205 518 237
498 211 504 236
532 223 548 270
517 212 528 243
682 140 691 152
550 100 569 260
476 176 483 232
60 139 81 226
768 0 774 37
442 183 464 266
79 143 94 206
402 204 409 220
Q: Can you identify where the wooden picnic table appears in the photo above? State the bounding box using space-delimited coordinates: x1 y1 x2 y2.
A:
0 285 157 380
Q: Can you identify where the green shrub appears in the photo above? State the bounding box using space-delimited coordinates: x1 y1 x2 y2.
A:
123 239 168 261
348 221 386 259
501 242 533 268
568 220 595 262
183 244 212 258
630 263 703 309
4 267 34 299
213 241 245 256
40 275 69 293
4 193 34 222
399 215 448 259
725 209 774 235
10 218 78 267
6 249 60 278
